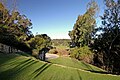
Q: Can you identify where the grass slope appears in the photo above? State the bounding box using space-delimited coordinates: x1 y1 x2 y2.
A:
49 57 104 72
0 53 120 80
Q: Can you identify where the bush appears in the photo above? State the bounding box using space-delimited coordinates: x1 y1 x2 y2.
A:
70 46 93 63
49 48 69 56
32 49 39 58
56 48 69 56
49 49 58 54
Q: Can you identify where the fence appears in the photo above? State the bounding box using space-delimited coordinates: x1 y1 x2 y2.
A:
0 43 22 53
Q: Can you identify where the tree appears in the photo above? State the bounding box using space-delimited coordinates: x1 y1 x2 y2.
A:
93 0 120 74
69 0 98 47
68 1 98 63
0 2 33 53
28 34 51 58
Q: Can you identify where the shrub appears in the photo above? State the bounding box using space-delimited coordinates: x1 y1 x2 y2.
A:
70 46 93 63
49 48 69 56
56 48 69 56
32 49 39 58
49 49 58 54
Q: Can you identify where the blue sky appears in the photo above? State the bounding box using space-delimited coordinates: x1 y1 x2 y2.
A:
16 0 105 39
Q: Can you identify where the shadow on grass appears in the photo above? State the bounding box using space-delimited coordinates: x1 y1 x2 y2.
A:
15 52 32 57
81 62 94 71
45 60 52 63
0 53 19 65
14 61 37 73
0 58 38 80
81 62 108 74
77 70 82 80
33 63 52 78
87 70 110 74
69 69 82 80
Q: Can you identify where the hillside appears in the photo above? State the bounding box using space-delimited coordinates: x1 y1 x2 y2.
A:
52 39 70 48
49 57 104 72
0 53 120 80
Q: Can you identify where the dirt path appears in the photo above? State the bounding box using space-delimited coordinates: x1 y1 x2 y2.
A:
46 53 59 60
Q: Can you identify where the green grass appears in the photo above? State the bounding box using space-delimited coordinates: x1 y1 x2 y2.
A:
55 45 69 49
49 57 104 72
0 53 120 80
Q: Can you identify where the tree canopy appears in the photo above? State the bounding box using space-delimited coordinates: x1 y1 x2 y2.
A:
0 2 51 56
69 1 98 47
0 2 33 53
92 0 120 74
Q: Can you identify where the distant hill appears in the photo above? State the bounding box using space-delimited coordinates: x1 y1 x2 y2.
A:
52 39 71 47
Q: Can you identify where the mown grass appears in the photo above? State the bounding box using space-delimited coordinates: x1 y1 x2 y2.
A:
0 53 120 80
49 57 104 72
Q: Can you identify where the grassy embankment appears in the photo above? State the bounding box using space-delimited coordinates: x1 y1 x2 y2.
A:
0 52 120 80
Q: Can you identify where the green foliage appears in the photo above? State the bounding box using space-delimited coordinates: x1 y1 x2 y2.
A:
49 48 69 56
31 49 39 56
0 2 33 53
69 1 98 47
92 0 120 74
0 33 32 54
70 46 93 63
0 2 52 58
0 2 32 38
28 34 51 57
49 49 58 54
68 1 99 63
52 39 70 48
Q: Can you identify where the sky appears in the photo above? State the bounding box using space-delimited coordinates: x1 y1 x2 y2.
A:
14 0 105 39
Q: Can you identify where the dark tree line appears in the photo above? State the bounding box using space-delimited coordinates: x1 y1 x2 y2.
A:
0 2 51 58
0 2 33 53
69 0 120 74
92 0 120 74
